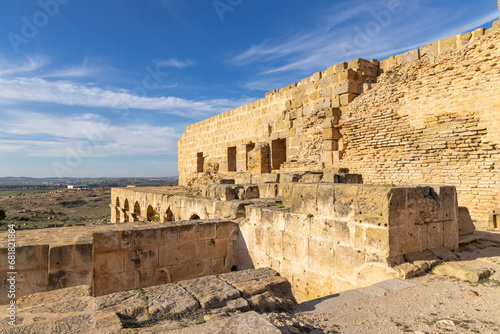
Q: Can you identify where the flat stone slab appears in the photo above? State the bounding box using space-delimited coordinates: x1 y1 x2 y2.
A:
433 262 492 282
219 311 282 334
179 275 241 310
459 233 482 245
162 311 281 334
219 267 279 285
17 285 92 309
0 268 296 332
144 283 200 314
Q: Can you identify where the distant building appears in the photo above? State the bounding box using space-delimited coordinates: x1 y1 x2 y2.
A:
67 185 89 190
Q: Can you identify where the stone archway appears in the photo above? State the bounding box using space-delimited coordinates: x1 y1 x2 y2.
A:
123 199 130 222
147 205 156 221
166 208 174 222
190 213 200 220
134 202 141 221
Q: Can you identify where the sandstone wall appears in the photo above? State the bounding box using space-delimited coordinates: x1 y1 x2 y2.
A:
0 245 49 305
238 183 458 300
178 22 500 222
178 59 379 186
342 29 500 222
0 220 237 303
0 242 93 305
93 220 238 296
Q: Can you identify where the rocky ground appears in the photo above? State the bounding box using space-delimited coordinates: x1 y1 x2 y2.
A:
0 189 112 230
1 226 499 333
265 227 500 334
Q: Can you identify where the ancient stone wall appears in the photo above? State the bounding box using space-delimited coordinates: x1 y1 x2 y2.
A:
178 59 379 186
93 220 238 296
238 184 458 300
110 183 459 300
341 29 500 222
0 220 237 304
178 21 500 222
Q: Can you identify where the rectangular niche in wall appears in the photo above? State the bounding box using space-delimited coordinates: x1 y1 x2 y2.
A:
271 139 287 171
197 152 204 173
245 143 256 170
227 147 237 172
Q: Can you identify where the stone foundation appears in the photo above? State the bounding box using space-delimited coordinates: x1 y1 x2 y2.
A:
0 219 237 304
105 182 458 301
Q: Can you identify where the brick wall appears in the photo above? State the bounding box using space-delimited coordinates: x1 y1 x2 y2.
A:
342 29 500 222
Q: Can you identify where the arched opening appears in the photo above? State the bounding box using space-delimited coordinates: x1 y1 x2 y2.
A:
166 208 174 222
134 202 141 221
190 213 200 220
147 205 156 221
123 199 129 222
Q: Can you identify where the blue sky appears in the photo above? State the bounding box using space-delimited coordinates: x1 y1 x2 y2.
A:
0 0 497 178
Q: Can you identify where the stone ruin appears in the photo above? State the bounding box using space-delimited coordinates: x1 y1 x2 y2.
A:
1 0 500 323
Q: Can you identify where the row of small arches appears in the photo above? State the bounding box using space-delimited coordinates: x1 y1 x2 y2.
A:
115 197 200 222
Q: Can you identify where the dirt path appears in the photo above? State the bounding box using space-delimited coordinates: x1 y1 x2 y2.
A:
265 227 500 334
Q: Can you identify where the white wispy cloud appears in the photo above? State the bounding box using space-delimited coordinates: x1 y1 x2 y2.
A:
155 57 195 68
0 55 49 77
231 2 498 88
0 77 254 118
0 111 180 158
40 57 102 78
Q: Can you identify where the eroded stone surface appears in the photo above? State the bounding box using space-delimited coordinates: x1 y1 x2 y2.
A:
179 275 242 310
433 261 493 282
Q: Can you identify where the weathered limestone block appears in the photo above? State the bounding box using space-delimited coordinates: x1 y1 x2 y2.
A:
325 150 344 167
251 174 263 184
458 206 475 235
262 173 280 183
439 35 458 54
281 183 294 208
301 172 323 183
401 49 420 65
235 174 252 184
0 245 49 305
178 275 241 310
334 80 360 95
215 185 236 201
238 185 260 200
403 250 440 263
430 247 458 261
336 68 361 82
280 173 303 183
316 184 335 217
290 184 318 215
340 93 357 106
322 127 341 140
258 183 280 198
17 285 91 309
333 185 358 220
379 55 401 73
433 262 492 282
